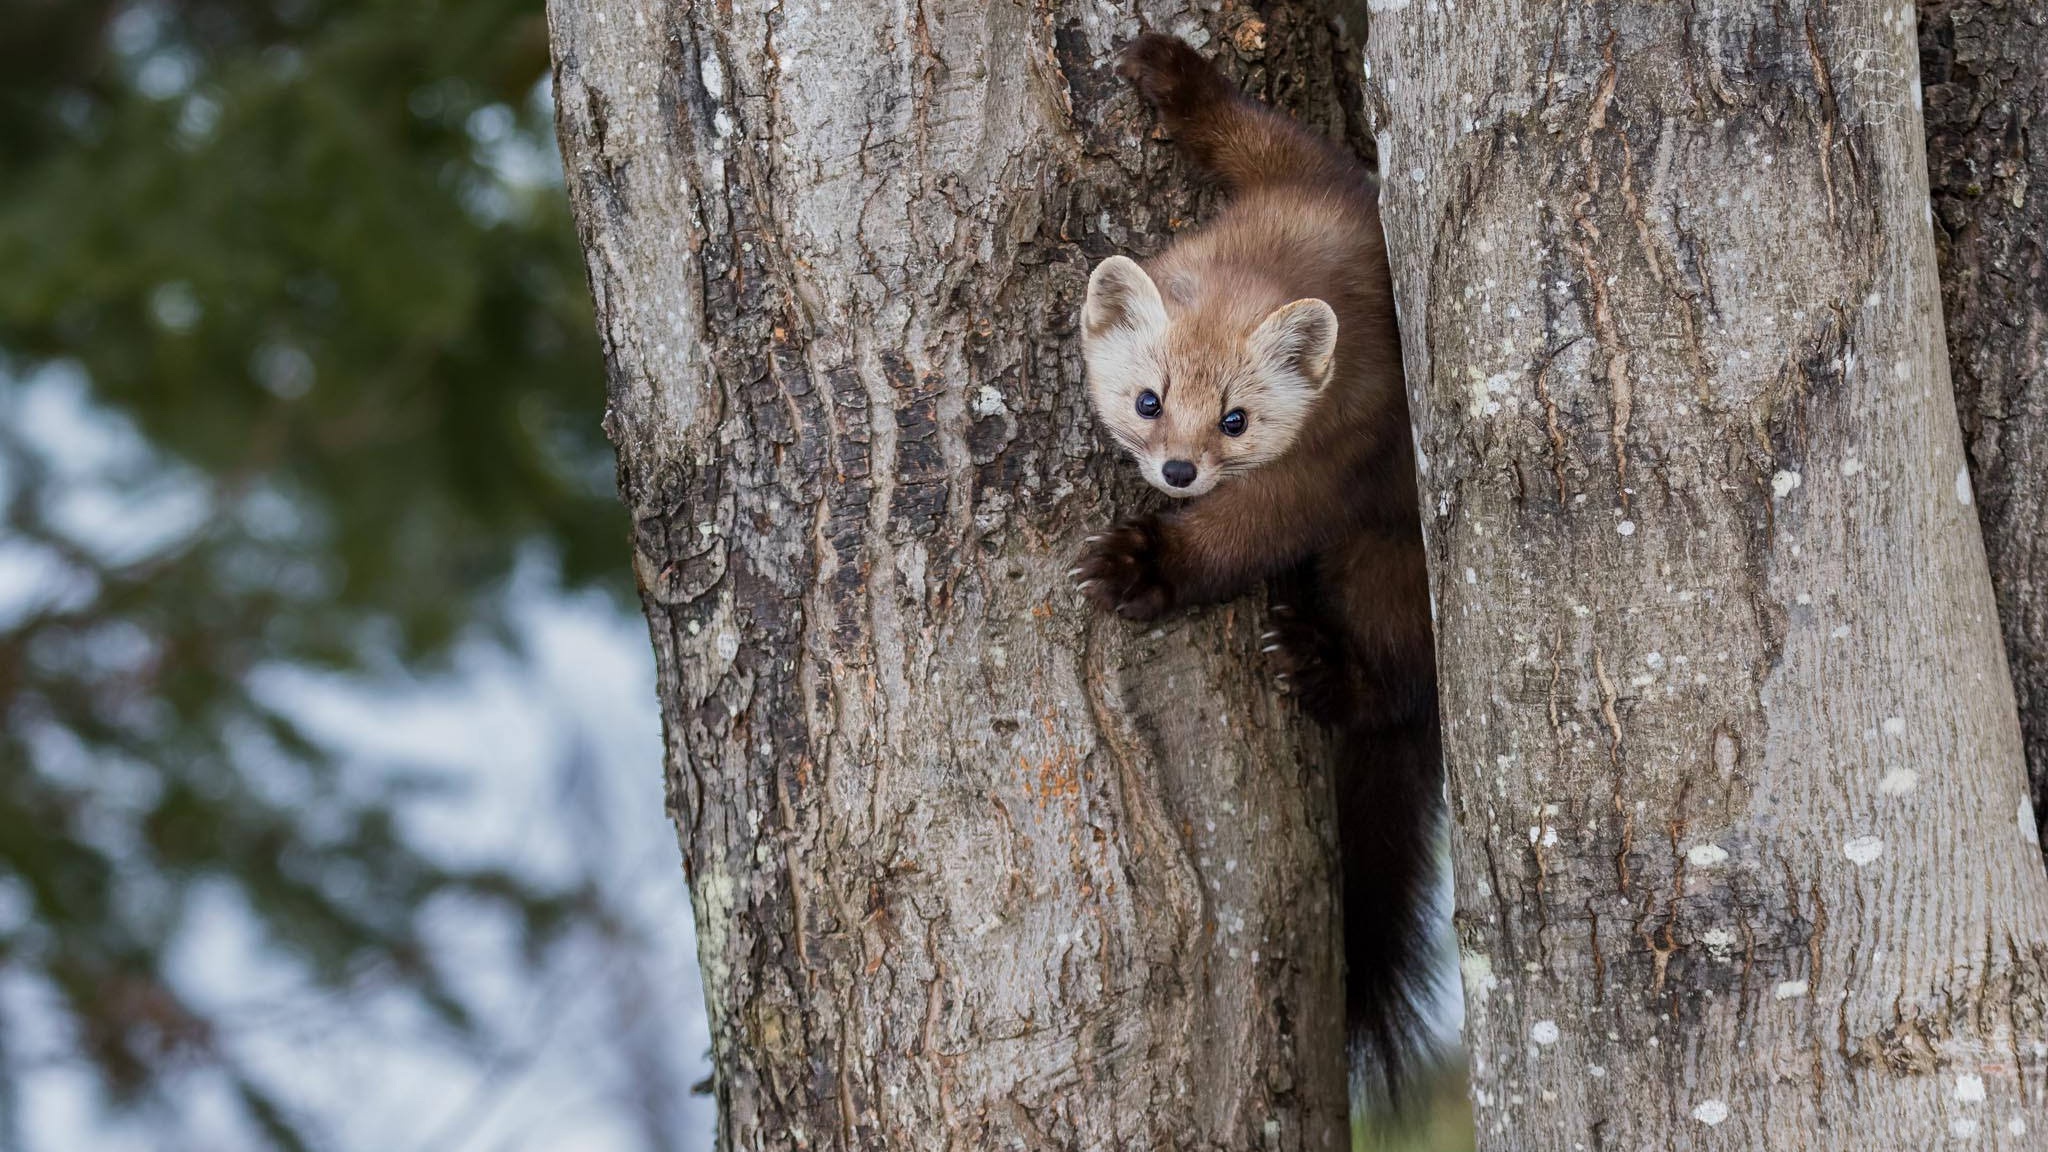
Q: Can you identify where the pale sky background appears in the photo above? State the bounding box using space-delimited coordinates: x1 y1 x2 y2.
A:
0 368 716 1152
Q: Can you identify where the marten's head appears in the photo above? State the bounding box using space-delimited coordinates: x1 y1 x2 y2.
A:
1081 255 1336 499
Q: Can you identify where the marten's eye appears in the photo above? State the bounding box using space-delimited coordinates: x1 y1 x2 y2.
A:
1135 390 1162 419
1220 409 1247 437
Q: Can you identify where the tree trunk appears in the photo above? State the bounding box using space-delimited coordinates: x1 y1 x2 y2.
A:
546 4 1369 1147
1366 4 2048 1149
1920 1 2048 859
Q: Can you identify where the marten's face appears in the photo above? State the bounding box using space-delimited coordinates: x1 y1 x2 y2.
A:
1080 256 1336 499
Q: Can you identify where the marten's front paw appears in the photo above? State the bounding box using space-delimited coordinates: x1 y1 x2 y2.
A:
1262 603 1351 721
1260 602 1321 683
1072 518 1174 622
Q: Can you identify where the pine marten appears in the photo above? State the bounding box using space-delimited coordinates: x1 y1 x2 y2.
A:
1071 33 1441 1105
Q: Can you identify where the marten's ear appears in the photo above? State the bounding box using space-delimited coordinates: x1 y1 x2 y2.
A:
1248 298 1338 389
1082 256 1168 344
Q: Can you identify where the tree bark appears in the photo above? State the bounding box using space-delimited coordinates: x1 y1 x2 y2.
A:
1920 1 2048 859
1366 3 2048 1149
547 3 1369 1147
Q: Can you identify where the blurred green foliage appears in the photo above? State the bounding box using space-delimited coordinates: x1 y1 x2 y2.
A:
0 0 624 1142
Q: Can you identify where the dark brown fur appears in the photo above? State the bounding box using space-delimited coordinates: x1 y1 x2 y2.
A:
1073 34 1442 1107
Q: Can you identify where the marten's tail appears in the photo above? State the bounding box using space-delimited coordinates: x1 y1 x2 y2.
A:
1335 710 1445 1109
1267 567 1445 1111
1116 33 1365 194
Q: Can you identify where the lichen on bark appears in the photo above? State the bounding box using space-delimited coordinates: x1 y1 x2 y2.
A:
1368 3 2048 1148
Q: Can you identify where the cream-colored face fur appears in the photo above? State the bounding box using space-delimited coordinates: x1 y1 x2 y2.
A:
1080 255 1337 499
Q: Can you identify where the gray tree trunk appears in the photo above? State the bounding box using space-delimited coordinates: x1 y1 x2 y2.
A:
546 3 1369 1147
1921 1 2048 859
1366 3 2048 1149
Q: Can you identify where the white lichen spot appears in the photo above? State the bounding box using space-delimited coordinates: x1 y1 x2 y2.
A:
1774 979 1809 1000
1955 1074 1986 1104
1700 928 1736 959
1831 624 1852 639
715 627 741 663
1883 716 1906 735
1531 1020 1560 1046
1460 950 1500 1001
2024 797 2041 845
1466 567 1478 584
1957 465 1974 506
1879 768 1920 796
2010 1118 2028 1137
1843 835 1885 866
1587 1064 1606 1078
1951 1117 1979 1139
1771 470 1802 498
1842 456 1864 477
972 384 1008 418
1686 843 1730 867
1617 520 1637 537
1692 1100 1730 1126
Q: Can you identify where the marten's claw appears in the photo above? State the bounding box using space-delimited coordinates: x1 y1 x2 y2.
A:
1073 517 1173 622
1261 604 1358 722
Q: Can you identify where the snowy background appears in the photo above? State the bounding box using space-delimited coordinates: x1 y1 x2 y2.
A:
1 365 714 1152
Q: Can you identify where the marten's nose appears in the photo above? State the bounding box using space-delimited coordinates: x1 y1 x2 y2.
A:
1162 460 1197 488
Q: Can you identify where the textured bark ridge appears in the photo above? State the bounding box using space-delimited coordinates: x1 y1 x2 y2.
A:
1366 4 2048 1149
547 3 1369 1147
1920 1 2048 858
